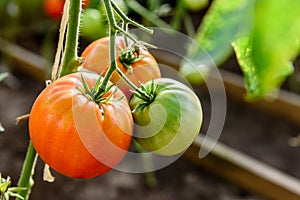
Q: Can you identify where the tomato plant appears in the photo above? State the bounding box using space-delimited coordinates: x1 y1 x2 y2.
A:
81 36 161 98
29 72 133 178
130 78 202 156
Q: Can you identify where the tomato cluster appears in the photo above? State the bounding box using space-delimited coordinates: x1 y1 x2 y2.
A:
29 36 202 179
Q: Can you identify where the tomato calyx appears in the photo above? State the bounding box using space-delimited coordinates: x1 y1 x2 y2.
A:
131 80 157 113
77 75 122 104
118 47 144 71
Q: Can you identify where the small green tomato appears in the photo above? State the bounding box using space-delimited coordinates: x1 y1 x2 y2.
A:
80 8 106 40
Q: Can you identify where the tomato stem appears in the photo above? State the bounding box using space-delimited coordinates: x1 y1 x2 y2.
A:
110 0 153 34
100 0 117 92
16 142 37 200
100 0 153 100
126 0 172 29
59 0 82 77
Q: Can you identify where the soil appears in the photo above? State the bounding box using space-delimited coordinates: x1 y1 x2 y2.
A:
1 67 299 200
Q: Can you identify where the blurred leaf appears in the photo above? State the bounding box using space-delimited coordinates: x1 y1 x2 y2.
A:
0 72 9 82
0 123 4 132
180 0 255 85
233 0 300 100
191 0 255 65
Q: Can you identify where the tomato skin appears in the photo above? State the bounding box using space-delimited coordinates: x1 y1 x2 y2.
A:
130 78 202 156
81 36 161 98
29 72 133 178
43 0 64 19
80 8 106 40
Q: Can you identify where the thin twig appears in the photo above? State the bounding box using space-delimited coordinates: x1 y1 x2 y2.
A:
15 114 30 125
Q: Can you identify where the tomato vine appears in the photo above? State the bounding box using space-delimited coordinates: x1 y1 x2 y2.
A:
16 0 155 199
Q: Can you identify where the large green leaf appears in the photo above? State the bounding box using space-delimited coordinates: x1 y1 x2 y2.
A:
180 0 255 84
192 0 254 65
233 0 300 99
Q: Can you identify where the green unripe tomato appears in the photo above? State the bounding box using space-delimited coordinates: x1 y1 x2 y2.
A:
182 0 209 11
80 8 106 40
130 78 203 156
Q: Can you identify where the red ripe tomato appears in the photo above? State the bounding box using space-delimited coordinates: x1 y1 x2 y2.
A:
81 36 161 98
44 0 90 19
43 0 64 19
29 72 133 178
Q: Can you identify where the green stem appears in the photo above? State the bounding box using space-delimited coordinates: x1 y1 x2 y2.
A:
183 13 196 37
133 139 157 188
115 67 151 99
111 0 153 34
121 22 129 47
126 0 172 29
59 0 82 77
17 142 37 200
100 0 118 91
170 0 185 31
100 0 153 99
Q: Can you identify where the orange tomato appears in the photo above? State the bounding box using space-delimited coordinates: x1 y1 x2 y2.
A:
29 72 133 178
81 36 161 98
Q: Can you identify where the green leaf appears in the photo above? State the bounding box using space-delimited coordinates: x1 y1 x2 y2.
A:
191 0 255 65
180 0 255 85
233 0 300 99
6 192 24 200
0 182 10 194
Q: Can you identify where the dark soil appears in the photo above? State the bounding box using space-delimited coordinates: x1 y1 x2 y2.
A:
1 68 299 200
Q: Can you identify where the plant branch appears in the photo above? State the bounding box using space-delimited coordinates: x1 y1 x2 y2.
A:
59 0 82 77
100 0 154 99
111 0 153 34
16 142 37 200
115 67 151 99
99 0 118 91
126 0 172 29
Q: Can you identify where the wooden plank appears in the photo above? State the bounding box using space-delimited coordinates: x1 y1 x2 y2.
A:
184 135 300 200
0 37 50 81
219 69 300 126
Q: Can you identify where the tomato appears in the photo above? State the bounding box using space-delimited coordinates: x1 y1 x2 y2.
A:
81 36 161 98
43 0 64 19
29 72 133 178
80 8 106 41
44 0 90 19
129 78 202 156
181 0 209 11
